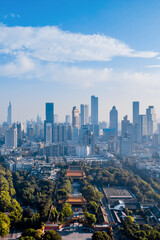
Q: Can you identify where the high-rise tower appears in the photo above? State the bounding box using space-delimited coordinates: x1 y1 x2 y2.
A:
109 106 118 136
72 106 79 128
91 95 99 137
7 102 12 125
44 102 54 143
80 104 89 126
146 106 157 137
91 95 98 125
133 101 139 125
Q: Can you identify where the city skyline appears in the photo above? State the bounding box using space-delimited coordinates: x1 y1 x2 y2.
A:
1 1 160 122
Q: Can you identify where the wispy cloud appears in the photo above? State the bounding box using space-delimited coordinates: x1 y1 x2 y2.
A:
146 65 160 68
0 25 158 63
3 13 20 19
0 25 159 90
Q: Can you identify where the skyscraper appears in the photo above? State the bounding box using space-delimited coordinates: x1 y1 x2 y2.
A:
80 104 89 126
5 127 17 149
72 106 79 128
91 95 99 137
91 95 98 125
138 115 147 143
146 106 157 138
46 103 54 123
44 102 54 142
133 101 139 125
7 102 12 125
65 115 70 125
109 106 118 136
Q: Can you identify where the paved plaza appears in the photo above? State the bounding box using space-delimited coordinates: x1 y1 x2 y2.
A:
60 225 93 240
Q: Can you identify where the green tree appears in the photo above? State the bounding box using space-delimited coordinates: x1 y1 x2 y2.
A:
57 189 68 201
92 231 111 240
88 201 98 214
44 230 62 240
85 212 96 226
61 203 73 218
0 212 10 236
51 209 58 223
58 212 64 223
20 237 36 240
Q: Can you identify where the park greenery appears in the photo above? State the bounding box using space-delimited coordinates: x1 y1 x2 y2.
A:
20 229 62 240
12 170 55 222
81 179 103 203
120 216 160 240
2 159 160 238
92 231 111 240
84 164 160 204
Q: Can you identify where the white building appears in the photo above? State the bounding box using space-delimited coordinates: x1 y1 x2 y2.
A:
76 145 91 157
5 127 17 149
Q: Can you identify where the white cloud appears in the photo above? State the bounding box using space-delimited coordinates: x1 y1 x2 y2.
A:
0 25 159 90
0 25 158 63
146 65 160 68
0 52 160 90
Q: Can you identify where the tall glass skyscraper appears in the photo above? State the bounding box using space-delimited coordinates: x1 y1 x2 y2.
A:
91 95 99 137
46 103 54 123
7 101 12 125
80 104 89 126
72 106 79 128
109 106 118 136
133 101 139 125
44 102 54 143
91 95 98 125
146 106 157 137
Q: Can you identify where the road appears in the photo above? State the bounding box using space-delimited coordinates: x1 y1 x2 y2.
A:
1 232 21 240
98 187 114 223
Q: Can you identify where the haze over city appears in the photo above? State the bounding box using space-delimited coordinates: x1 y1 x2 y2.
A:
1 0 160 123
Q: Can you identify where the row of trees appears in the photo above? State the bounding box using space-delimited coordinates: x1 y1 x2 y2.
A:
20 229 62 240
81 179 103 203
0 164 23 236
84 165 160 203
56 177 72 201
120 216 160 240
12 170 55 221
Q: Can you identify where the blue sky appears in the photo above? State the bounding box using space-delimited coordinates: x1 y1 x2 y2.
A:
1 0 160 123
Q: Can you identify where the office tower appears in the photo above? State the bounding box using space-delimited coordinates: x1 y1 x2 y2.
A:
80 104 89 126
35 123 41 139
133 101 139 124
120 134 132 157
72 106 79 128
99 121 107 130
53 124 58 143
91 95 99 137
103 128 116 141
7 102 12 125
37 114 41 124
138 115 147 143
146 106 157 138
121 115 131 136
83 130 95 154
46 103 54 123
45 123 52 144
80 124 90 143
91 95 98 125
54 114 58 124
72 127 79 144
5 127 17 149
65 115 70 125
44 102 54 143
17 122 23 144
109 106 118 136
66 125 72 141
